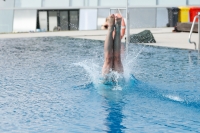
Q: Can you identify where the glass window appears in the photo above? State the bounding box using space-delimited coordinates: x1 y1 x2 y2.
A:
15 0 41 7
48 11 58 31
0 10 14 33
13 10 37 32
188 0 200 5
42 0 69 7
60 11 69 31
129 0 157 6
0 0 14 8
158 0 186 6
69 11 79 30
100 0 126 7
71 0 84 6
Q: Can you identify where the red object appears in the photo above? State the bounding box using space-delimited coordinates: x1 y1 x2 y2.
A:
190 7 200 22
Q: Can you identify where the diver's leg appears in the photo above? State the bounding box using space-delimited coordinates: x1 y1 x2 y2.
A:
102 14 115 75
113 16 124 73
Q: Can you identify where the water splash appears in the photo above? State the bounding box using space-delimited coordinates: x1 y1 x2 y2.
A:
123 44 146 81
74 60 101 84
164 94 184 102
74 60 126 90
74 44 146 90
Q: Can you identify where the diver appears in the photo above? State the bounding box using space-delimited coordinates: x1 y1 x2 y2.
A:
101 13 126 81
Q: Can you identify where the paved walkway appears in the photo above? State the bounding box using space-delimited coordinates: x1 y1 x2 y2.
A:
0 28 199 50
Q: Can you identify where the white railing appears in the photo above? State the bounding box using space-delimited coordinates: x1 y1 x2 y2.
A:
189 12 200 53
126 0 130 55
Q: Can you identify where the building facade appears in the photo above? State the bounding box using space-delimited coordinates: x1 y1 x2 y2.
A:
0 0 200 33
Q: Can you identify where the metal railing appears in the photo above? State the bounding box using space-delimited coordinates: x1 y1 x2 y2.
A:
126 0 130 55
189 12 200 53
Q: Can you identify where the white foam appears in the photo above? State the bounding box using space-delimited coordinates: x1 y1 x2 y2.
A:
165 94 184 102
112 85 122 91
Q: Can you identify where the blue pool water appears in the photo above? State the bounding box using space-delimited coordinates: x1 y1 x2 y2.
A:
0 37 200 133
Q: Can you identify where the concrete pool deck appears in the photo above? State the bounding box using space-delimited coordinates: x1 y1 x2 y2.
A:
0 27 199 50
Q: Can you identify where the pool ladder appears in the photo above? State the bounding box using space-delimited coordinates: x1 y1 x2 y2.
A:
189 12 200 53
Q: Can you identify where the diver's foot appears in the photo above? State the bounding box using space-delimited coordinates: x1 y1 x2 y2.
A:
107 14 115 31
115 16 122 32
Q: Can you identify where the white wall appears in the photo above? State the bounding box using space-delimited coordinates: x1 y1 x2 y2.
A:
85 0 98 6
13 10 37 32
158 0 186 6
0 0 14 8
71 0 84 6
79 9 97 30
129 8 157 28
1 0 200 8
15 0 41 7
42 0 69 7
188 0 200 5
0 10 14 33
100 0 126 7
156 8 168 27
129 0 157 6
1 0 200 33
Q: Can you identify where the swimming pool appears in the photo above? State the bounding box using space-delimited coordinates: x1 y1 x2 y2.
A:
0 37 200 132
